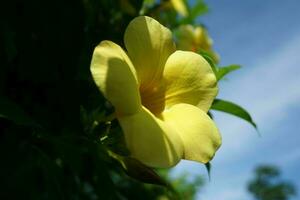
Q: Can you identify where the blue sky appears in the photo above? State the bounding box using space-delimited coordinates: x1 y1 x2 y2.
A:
172 0 300 199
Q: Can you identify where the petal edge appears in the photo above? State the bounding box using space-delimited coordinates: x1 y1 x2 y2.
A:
162 104 221 163
119 106 184 168
163 50 218 113
91 41 141 115
124 16 176 90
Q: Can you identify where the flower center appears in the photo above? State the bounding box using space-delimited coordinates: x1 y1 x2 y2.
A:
140 84 166 115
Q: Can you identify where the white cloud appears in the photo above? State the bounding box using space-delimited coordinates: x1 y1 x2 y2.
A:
214 34 300 163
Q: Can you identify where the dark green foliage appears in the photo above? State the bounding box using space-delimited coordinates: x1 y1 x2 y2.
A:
0 0 150 199
0 0 206 199
0 96 38 126
248 165 296 200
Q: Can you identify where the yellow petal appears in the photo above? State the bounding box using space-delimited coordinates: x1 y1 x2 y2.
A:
170 0 188 16
162 104 221 163
124 16 175 90
163 50 218 113
118 106 183 168
194 26 212 51
90 40 141 115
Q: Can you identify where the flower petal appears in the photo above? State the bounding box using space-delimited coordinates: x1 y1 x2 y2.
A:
163 50 218 113
170 0 188 16
124 16 176 89
118 106 183 168
90 40 141 115
162 104 221 163
175 25 196 51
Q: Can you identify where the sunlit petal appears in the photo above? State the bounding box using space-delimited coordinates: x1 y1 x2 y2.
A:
163 50 218 112
124 16 175 90
119 106 184 168
162 103 221 163
170 0 188 16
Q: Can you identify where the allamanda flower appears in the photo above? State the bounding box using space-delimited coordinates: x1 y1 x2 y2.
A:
170 0 188 16
91 16 221 168
175 24 219 63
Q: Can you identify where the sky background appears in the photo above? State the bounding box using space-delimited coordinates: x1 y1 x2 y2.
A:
172 0 300 199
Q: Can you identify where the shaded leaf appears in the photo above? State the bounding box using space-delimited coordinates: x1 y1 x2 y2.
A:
217 65 241 81
211 99 257 129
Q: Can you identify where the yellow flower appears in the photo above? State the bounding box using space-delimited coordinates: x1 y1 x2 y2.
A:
170 0 188 16
176 24 219 63
91 16 221 168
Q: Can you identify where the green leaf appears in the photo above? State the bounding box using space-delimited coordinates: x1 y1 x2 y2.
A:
216 65 241 81
207 111 213 119
205 162 211 181
180 0 208 24
0 96 38 127
188 0 208 20
143 0 155 5
211 99 257 129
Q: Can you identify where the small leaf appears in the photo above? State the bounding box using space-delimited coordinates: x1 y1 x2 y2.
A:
205 162 211 180
217 65 241 81
207 111 213 119
211 99 257 129
188 0 208 20
180 0 208 24
0 96 38 127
